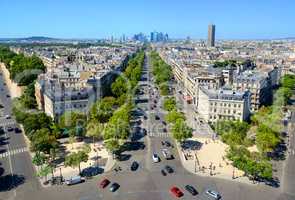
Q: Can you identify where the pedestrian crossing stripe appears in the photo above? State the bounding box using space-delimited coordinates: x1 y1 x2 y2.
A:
0 147 28 158
0 120 16 127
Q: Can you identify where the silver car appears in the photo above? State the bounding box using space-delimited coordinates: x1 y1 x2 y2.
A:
152 153 160 163
205 189 221 199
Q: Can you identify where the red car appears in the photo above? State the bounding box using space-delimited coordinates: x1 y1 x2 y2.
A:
99 178 110 189
170 186 184 198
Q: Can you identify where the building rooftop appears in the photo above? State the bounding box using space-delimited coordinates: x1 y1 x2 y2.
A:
200 86 248 101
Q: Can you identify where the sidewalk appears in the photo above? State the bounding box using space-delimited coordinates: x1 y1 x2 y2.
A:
176 137 257 185
174 84 214 138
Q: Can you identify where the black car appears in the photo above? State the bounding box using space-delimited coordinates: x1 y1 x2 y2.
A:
131 161 139 171
162 121 167 125
185 185 198 196
155 115 160 120
163 128 167 133
81 166 103 177
161 169 167 176
143 115 148 120
109 183 120 192
7 127 14 132
164 141 172 147
14 127 22 133
164 165 174 173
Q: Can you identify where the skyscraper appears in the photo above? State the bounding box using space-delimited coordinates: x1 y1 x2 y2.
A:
207 24 215 47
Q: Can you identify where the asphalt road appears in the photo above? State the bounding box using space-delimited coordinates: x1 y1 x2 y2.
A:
281 111 295 199
0 55 294 200
0 72 39 200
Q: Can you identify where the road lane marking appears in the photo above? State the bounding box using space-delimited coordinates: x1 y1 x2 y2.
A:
0 147 28 158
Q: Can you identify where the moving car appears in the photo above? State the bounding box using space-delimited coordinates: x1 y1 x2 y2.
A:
5 115 10 119
164 165 174 173
99 178 110 189
170 186 183 198
65 176 83 185
164 141 172 147
185 185 198 196
131 161 139 171
109 182 120 192
152 153 160 163
162 149 173 160
205 189 221 199
7 126 14 132
155 115 160 120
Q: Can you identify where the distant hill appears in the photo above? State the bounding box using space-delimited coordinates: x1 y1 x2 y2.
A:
21 36 56 41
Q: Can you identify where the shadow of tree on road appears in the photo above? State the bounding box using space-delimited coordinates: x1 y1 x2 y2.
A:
0 174 25 192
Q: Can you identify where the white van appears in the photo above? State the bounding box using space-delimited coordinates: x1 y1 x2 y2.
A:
65 176 83 185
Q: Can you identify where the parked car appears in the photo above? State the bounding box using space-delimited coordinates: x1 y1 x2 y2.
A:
164 165 174 173
164 141 173 148
152 153 160 163
162 149 173 160
5 115 10 119
7 126 14 132
14 127 22 133
205 189 221 199
65 176 83 185
170 186 183 198
81 166 102 177
155 115 160 120
185 185 198 196
99 178 110 189
109 183 120 192
131 161 139 171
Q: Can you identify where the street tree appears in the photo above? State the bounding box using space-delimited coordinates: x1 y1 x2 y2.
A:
36 164 52 183
86 120 104 143
32 152 47 170
30 128 57 154
64 151 89 175
163 97 177 111
172 119 193 143
165 110 185 124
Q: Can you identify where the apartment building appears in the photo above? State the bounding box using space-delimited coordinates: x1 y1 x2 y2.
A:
34 46 135 120
197 86 251 123
232 71 272 111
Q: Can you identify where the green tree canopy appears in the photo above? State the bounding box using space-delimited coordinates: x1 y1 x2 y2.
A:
30 128 58 154
64 151 88 174
165 110 185 124
256 124 280 153
172 119 193 143
163 97 177 111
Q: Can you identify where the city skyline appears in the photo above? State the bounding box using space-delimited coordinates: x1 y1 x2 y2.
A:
0 0 295 39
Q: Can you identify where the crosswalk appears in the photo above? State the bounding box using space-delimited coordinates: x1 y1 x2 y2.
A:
0 147 28 159
0 118 16 127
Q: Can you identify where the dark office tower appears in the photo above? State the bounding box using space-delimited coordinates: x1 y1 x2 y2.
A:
150 31 157 42
207 24 215 47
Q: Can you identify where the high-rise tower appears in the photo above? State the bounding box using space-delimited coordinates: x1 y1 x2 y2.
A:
207 24 215 47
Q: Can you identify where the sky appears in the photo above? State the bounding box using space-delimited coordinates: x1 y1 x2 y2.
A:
0 0 294 39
